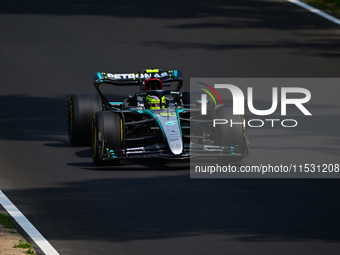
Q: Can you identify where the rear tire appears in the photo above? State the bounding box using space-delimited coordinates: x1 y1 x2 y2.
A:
214 107 247 162
182 91 214 112
182 91 203 106
92 111 124 166
68 93 102 146
182 91 191 105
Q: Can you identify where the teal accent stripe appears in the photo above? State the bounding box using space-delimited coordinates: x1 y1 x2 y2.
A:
97 72 103 79
176 109 183 137
176 108 188 114
174 70 178 77
110 150 117 158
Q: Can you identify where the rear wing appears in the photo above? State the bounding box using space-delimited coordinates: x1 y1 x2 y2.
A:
93 69 183 91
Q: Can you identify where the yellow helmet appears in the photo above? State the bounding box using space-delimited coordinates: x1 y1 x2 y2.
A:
146 95 165 109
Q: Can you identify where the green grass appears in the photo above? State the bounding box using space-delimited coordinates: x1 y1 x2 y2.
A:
14 239 32 249
14 239 35 254
305 0 340 13
26 247 35 255
0 212 15 229
0 214 35 255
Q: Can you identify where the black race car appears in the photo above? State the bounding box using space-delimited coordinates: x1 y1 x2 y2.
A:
68 69 249 165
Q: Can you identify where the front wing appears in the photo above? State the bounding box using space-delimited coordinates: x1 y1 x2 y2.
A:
97 108 248 161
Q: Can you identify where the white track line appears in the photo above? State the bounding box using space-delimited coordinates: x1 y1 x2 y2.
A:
0 190 59 255
288 0 340 25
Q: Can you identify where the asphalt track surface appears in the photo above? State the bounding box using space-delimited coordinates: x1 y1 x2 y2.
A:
0 0 340 254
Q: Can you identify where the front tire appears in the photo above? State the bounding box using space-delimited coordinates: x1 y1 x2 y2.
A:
214 106 247 162
92 111 124 166
68 93 102 146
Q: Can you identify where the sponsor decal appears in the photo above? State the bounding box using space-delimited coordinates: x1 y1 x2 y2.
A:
106 72 169 80
159 112 175 117
171 143 181 149
165 121 176 125
169 137 180 142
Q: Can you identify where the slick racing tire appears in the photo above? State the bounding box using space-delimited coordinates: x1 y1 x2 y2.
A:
182 91 202 106
92 111 124 166
182 91 214 111
182 91 191 105
214 106 246 162
68 93 102 146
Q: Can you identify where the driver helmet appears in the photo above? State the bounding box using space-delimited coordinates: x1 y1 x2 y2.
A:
145 95 165 109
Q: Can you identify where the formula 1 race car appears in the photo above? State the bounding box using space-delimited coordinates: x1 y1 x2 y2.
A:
68 69 249 165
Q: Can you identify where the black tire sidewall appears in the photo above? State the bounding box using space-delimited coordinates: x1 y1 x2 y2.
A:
215 107 244 147
214 107 246 161
68 93 102 146
92 111 124 165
